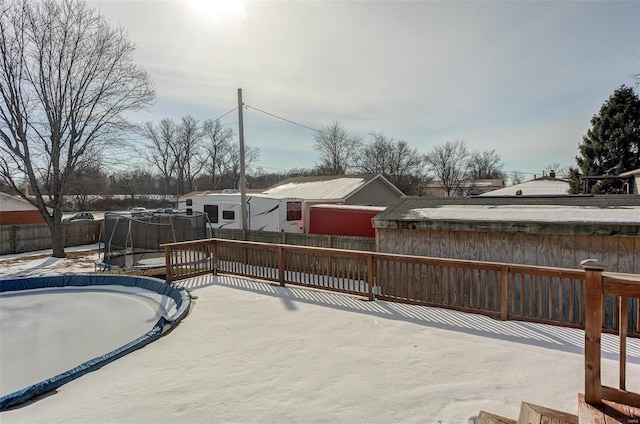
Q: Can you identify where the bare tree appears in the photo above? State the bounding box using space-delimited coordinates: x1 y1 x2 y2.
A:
111 169 156 208
67 164 107 211
224 143 260 189
202 119 235 190
172 115 204 194
313 121 360 175
510 171 525 185
139 119 178 195
426 140 470 197
543 162 569 178
354 132 428 195
467 149 506 181
0 0 154 257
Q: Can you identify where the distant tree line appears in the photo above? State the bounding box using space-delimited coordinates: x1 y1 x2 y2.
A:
312 122 507 195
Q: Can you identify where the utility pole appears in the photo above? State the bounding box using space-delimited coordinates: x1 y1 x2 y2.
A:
237 88 248 236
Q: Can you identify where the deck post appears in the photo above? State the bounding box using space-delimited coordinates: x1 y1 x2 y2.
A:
581 259 607 405
164 245 173 284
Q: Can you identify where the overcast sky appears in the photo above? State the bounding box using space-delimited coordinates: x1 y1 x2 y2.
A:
92 0 639 180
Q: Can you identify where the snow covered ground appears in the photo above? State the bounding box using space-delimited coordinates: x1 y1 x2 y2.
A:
1 246 639 423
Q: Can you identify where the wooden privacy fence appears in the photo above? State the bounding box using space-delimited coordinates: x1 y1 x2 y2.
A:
213 228 376 251
0 221 102 254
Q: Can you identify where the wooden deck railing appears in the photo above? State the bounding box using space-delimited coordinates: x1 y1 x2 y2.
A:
583 260 640 408
163 238 640 408
162 238 602 328
162 239 217 283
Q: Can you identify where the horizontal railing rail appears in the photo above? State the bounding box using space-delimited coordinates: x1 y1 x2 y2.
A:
162 238 602 330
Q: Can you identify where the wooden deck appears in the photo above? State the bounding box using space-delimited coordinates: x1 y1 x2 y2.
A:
477 401 578 424
578 393 640 424
477 395 640 424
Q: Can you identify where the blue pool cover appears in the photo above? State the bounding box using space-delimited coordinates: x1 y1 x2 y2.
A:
0 274 191 410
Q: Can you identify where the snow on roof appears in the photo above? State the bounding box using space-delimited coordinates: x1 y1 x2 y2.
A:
263 176 368 200
408 204 640 224
481 179 569 196
0 192 38 211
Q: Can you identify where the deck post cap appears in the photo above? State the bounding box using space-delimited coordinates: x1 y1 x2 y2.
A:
580 258 608 271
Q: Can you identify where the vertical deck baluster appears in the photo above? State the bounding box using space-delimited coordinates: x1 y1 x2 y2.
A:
528 273 534 318
468 267 473 309
620 295 628 391
518 273 524 317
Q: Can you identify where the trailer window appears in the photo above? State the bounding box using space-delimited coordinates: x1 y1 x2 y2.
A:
286 201 302 221
186 199 192 206
204 204 218 223
222 210 235 220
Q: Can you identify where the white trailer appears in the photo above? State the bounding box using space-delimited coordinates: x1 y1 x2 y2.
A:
179 193 304 233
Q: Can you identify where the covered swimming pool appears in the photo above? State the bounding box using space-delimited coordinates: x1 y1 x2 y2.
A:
0 274 190 410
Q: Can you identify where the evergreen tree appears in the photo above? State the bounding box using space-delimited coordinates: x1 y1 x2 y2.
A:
570 85 640 193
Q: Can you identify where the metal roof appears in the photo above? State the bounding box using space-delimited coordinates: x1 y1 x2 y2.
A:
263 175 400 201
373 195 640 235
406 204 640 224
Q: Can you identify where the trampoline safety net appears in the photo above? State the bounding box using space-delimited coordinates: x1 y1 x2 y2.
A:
100 212 208 269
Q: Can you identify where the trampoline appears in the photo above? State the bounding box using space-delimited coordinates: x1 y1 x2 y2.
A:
98 212 209 273
0 274 190 410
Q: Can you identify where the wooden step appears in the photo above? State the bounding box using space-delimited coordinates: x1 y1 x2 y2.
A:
518 401 578 424
578 393 640 424
476 410 517 424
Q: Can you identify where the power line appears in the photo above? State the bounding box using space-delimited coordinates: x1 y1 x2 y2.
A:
244 104 322 134
214 107 238 122
244 104 367 145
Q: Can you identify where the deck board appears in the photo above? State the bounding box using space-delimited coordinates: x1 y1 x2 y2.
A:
578 393 640 424
518 401 578 423
476 411 516 424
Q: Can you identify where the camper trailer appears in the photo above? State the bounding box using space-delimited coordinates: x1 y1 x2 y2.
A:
180 192 304 233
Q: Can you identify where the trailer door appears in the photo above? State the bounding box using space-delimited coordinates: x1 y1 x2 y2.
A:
281 200 304 233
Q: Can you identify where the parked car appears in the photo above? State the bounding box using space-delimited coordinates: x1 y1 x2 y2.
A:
130 207 148 217
63 212 94 222
153 208 179 215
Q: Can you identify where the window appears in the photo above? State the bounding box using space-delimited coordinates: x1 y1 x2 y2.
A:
186 199 192 206
222 210 235 220
204 204 218 223
286 201 302 221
